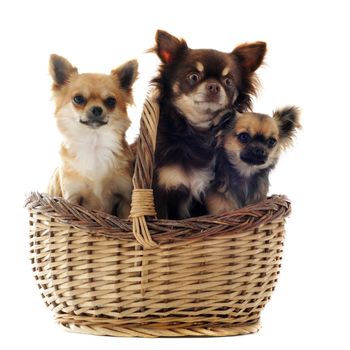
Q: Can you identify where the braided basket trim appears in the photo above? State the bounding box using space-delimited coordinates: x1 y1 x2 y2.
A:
25 192 290 243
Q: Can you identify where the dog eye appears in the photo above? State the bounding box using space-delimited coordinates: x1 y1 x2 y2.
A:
237 132 251 144
187 73 200 84
73 95 86 105
105 97 116 108
267 137 277 148
224 77 233 87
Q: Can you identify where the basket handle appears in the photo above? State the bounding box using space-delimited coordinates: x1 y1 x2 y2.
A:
129 90 160 248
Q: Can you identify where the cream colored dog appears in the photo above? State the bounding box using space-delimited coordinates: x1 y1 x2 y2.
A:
48 54 137 217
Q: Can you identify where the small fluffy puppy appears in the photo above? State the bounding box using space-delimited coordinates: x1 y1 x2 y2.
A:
48 55 138 217
207 106 301 215
151 30 267 219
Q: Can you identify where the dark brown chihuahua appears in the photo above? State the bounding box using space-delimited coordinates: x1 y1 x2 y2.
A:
151 30 266 219
206 106 301 215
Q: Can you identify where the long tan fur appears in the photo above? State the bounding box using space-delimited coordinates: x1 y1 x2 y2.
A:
48 55 138 217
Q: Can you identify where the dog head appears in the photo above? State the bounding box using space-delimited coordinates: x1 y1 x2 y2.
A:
152 30 266 128
49 54 138 136
223 106 301 176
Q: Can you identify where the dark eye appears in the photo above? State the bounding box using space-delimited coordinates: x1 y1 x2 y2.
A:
187 72 200 84
224 77 233 88
105 97 116 108
267 137 277 148
237 132 251 144
73 95 86 105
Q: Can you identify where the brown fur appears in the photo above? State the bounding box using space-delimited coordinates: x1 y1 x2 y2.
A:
151 30 267 219
47 54 138 217
224 113 281 176
207 106 301 215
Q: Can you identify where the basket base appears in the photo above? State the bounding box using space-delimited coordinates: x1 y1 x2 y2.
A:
59 321 261 338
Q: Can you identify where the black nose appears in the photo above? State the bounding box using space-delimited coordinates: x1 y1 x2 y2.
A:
207 82 220 94
91 106 103 117
240 146 268 166
254 148 266 158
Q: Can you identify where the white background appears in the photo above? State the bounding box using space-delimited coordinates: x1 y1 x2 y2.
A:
1 0 349 349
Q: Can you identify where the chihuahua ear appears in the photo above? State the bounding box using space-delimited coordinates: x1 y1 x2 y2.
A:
111 59 138 92
49 54 77 86
154 30 188 64
232 41 267 72
273 106 301 146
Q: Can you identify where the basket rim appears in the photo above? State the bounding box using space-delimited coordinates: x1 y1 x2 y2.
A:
25 192 291 243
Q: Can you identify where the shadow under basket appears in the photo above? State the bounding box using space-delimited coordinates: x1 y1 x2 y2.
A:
25 93 291 338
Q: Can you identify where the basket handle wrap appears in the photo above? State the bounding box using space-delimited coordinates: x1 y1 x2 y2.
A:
129 91 159 248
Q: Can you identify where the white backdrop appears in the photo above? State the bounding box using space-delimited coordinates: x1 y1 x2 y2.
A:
1 0 349 349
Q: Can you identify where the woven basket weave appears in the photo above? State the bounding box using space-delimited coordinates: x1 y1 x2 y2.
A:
25 93 291 337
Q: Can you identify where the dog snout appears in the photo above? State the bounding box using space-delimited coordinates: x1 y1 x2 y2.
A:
80 105 108 128
90 106 103 117
207 82 220 95
241 146 268 165
253 147 266 159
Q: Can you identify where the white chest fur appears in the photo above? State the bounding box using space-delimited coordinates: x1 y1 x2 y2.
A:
63 125 122 181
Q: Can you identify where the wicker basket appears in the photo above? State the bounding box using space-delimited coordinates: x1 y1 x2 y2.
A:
25 93 291 337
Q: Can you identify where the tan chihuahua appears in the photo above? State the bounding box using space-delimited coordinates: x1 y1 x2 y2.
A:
207 106 301 214
48 54 138 217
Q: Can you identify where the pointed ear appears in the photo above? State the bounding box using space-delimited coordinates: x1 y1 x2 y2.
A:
273 106 301 145
49 54 77 86
154 30 188 64
232 41 266 72
111 59 138 92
